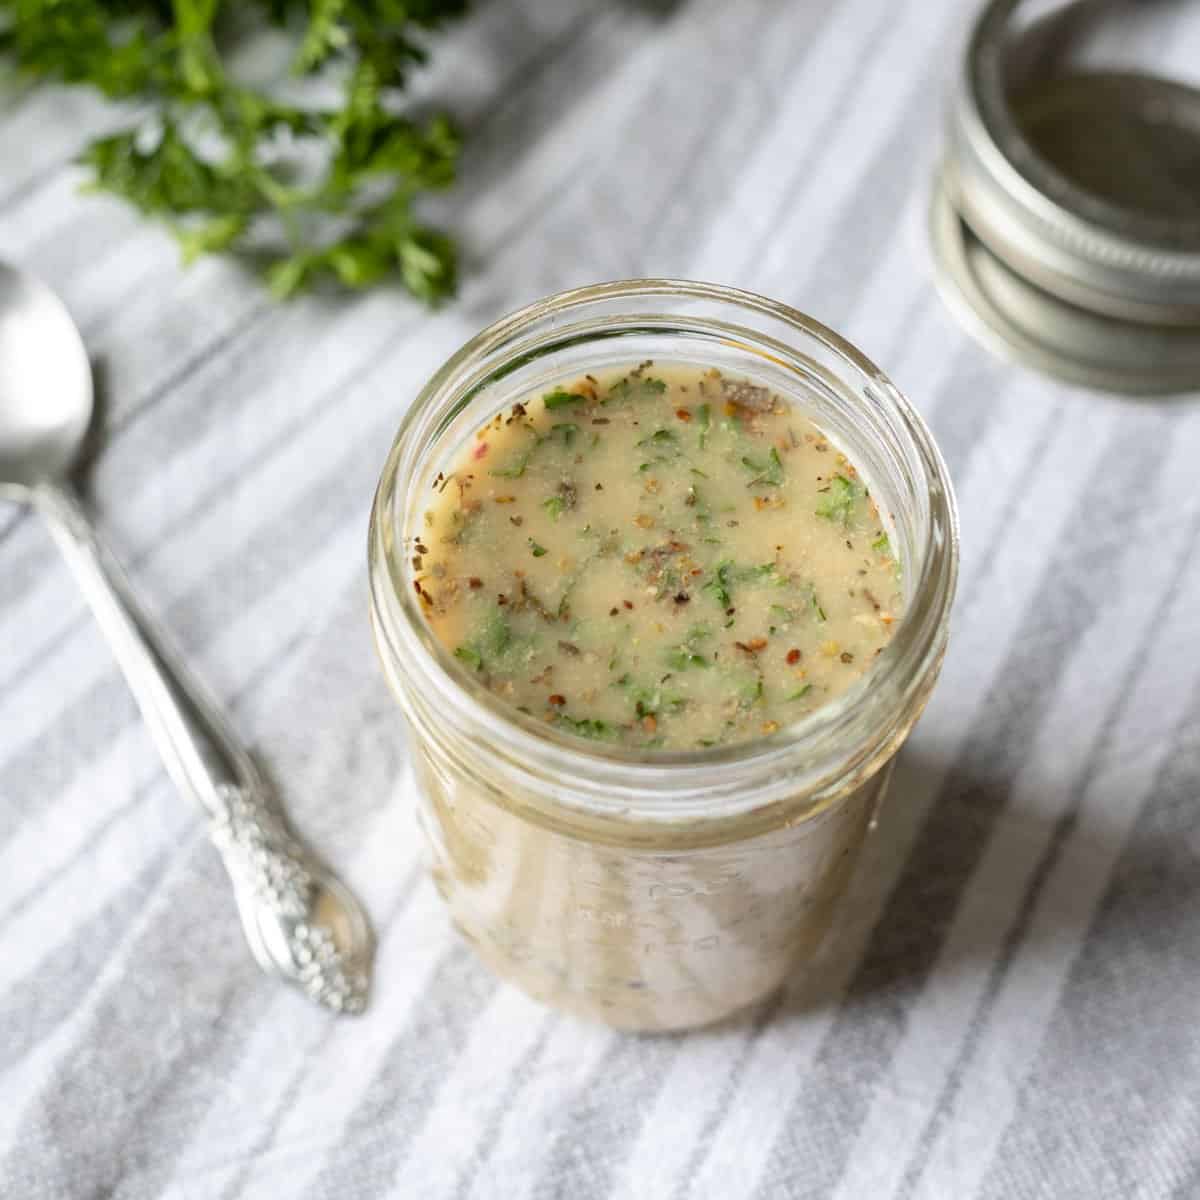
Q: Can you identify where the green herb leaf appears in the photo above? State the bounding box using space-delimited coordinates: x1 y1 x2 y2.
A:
872 531 891 554
741 446 785 487
543 389 585 410
786 684 813 702
702 560 735 611
454 608 509 672
816 474 863 525
605 375 668 404
697 403 711 450
453 645 482 671
547 423 579 448
490 430 542 478
6 2 467 303
738 563 779 584
555 713 617 741
636 428 678 450
664 648 710 670
542 496 565 521
807 585 827 623
529 539 548 557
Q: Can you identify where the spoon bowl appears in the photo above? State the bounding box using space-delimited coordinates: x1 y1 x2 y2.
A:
0 262 92 496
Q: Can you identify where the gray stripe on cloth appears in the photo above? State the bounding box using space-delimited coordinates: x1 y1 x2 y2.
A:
0 153 79 216
635 2 833 266
448 1016 561 1200
295 702 559 1199
0 636 300 1063
1170 1154 1200 1200
0 389 390 835
750 411 1166 1199
0 852 170 1074
2 841 270 1200
0 294 278 626
977 679 1200 1200
893 492 1200 1199
0 581 409 1197
580 0 821 279
300 945 496 1200
0 628 304 938
0 783 162 930
0 303 284 684
705 0 920 291
668 993 789 1200
794 112 935 333
529 1033 688 1200
215 864 428 1200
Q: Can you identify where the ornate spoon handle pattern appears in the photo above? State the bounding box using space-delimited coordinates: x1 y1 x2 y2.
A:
36 482 372 1013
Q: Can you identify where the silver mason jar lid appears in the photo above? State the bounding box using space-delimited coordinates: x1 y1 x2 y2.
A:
933 0 1200 393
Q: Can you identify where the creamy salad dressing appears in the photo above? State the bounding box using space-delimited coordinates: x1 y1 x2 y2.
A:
413 362 903 750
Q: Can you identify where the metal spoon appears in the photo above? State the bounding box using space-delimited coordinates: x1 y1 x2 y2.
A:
0 261 372 1013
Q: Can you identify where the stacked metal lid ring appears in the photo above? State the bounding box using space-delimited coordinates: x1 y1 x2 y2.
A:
932 0 1200 394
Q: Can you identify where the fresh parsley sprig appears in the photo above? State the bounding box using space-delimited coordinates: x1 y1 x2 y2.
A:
0 0 466 302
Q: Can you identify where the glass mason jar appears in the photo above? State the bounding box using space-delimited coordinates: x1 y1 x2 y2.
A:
368 280 958 1032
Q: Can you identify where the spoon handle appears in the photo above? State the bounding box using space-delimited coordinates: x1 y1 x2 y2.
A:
34 481 371 1013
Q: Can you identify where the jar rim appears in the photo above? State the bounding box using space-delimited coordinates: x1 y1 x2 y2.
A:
368 279 959 831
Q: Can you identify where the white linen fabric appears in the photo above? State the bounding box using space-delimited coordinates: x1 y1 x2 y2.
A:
2 3 1198 1197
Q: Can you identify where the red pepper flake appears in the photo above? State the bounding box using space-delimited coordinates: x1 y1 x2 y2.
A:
468 577 483 590
675 408 692 422
609 607 619 616
623 600 634 610
642 714 657 733
548 694 566 707
674 592 690 605
786 648 802 665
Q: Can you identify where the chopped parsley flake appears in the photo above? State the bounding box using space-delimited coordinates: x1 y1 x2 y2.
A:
741 446 785 487
543 389 586 410
816 474 862 525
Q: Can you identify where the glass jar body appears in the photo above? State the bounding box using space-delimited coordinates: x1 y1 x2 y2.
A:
369 280 958 1032
412 729 891 1030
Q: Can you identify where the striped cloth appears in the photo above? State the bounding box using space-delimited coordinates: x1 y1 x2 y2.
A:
3 2 1199 1197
